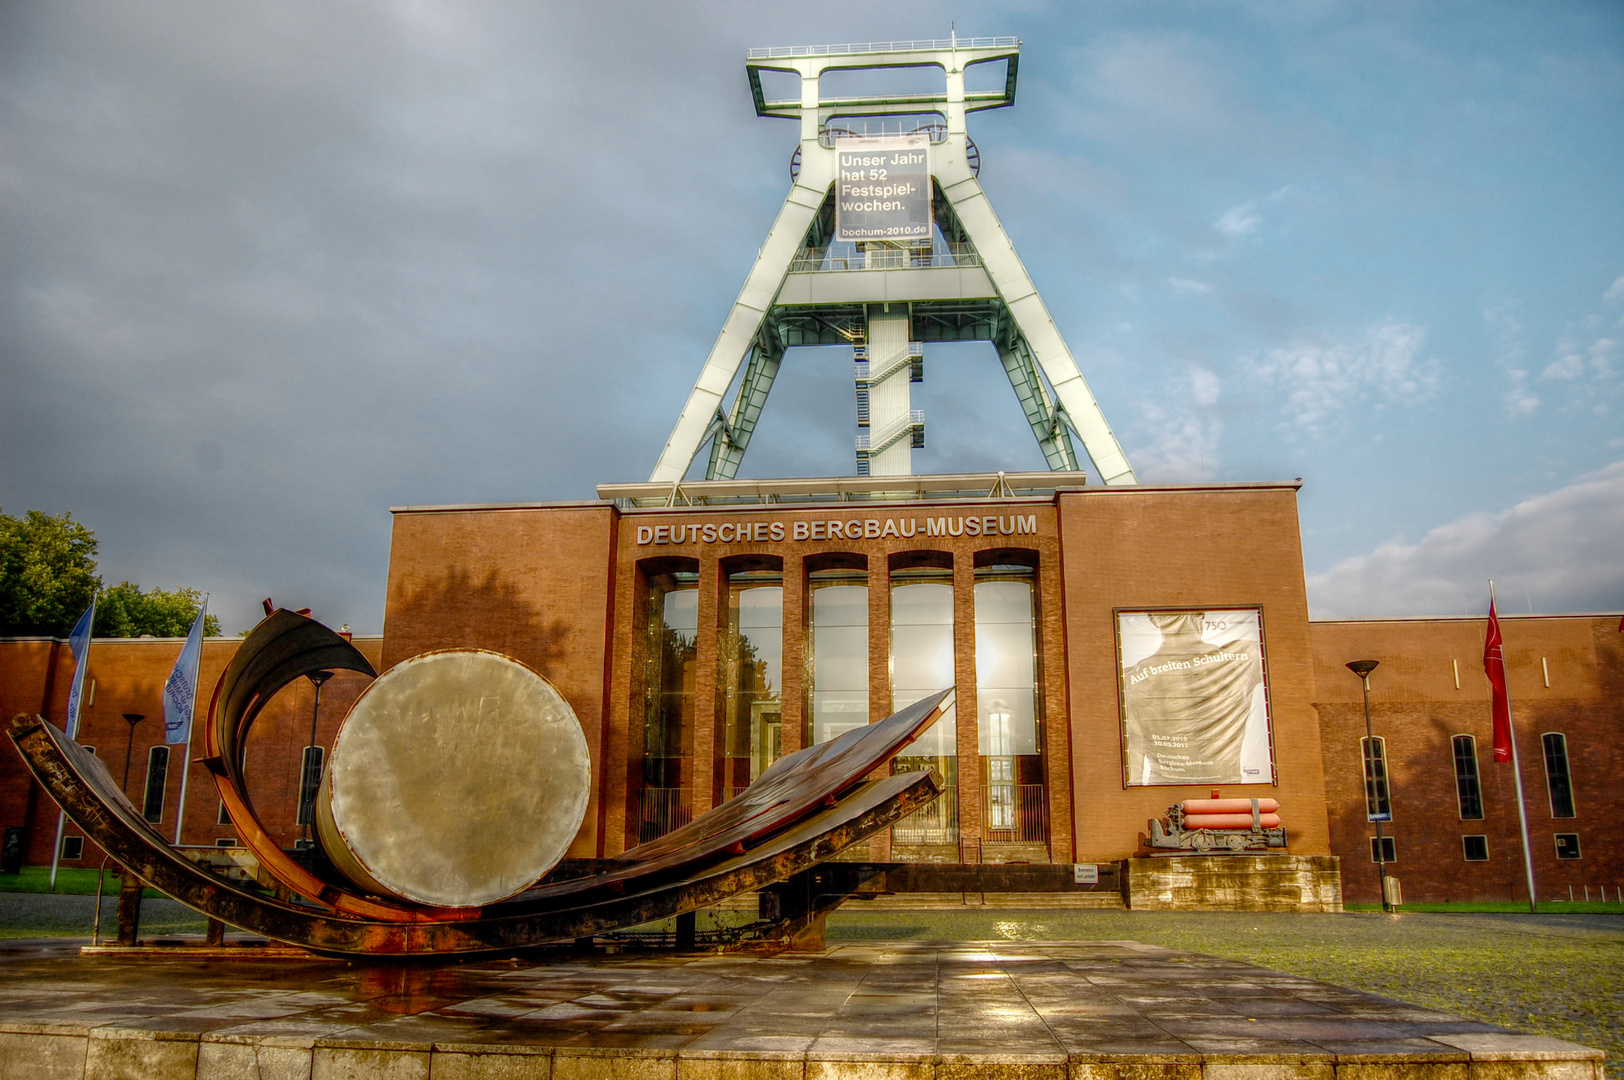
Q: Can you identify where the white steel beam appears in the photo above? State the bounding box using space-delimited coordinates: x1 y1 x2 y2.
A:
649 155 833 483
935 170 1137 483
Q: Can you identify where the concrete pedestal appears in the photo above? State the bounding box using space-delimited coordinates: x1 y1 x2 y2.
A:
1126 854 1343 911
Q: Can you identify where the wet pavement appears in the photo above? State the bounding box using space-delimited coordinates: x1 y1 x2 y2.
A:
0 937 1604 1079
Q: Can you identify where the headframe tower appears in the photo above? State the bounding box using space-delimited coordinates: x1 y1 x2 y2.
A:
651 37 1137 485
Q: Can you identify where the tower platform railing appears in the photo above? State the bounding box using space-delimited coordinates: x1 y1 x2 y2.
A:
793 248 980 273
747 37 1019 60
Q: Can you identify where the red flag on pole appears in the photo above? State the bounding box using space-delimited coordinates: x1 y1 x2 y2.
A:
1484 598 1513 762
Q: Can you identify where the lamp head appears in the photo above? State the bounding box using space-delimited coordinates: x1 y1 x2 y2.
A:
121 712 145 727
1345 660 1379 679
307 670 335 688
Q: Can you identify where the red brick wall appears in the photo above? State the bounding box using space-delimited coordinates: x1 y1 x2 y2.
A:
1054 484 1334 861
1 635 381 867
1311 615 1624 904
380 503 620 857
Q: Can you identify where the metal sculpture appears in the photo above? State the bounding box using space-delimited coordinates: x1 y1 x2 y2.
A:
9 610 950 956
1147 797 1287 853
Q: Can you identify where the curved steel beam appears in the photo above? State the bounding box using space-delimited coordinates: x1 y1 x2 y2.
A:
10 715 940 956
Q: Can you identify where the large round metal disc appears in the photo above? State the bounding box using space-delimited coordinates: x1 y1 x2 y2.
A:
316 649 590 908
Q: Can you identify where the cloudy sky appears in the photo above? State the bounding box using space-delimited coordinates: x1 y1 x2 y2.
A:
2 1 1621 635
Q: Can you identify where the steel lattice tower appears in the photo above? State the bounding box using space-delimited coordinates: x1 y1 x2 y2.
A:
651 37 1136 486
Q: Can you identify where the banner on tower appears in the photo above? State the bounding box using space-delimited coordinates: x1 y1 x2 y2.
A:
834 133 932 243
1116 609 1275 786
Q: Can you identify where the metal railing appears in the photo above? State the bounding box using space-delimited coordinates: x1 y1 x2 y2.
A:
792 247 981 273
855 343 923 382
892 785 958 845
855 411 924 453
983 784 1047 843
635 787 692 843
819 121 951 147
748 38 1019 60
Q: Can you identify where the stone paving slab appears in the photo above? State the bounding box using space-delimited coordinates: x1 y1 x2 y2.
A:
0 939 1603 1080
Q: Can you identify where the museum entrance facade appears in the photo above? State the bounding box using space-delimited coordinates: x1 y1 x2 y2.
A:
616 488 1069 865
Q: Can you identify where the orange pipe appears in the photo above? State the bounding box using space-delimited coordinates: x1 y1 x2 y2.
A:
1181 812 1282 830
1180 798 1279 815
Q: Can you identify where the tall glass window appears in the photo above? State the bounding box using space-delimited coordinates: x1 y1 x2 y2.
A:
890 564 956 847
1361 736 1391 821
975 564 1044 844
807 569 868 746
1542 732 1575 818
721 569 783 799
1451 735 1483 820
639 568 698 840
142 745 169 824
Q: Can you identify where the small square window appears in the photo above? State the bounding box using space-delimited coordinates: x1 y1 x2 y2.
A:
215 838 237 848
1462 835 1489 861
1554 833 1581 860
1369 836 1396 863
61 836 84 861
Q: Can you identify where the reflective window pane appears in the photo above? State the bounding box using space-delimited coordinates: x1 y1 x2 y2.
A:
638 571 697 839
809 579 867 745
722 575 782 795
975 570 1045 844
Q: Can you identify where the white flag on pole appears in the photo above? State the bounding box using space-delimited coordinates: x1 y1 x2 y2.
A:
64 600 95 740
163 606 206 745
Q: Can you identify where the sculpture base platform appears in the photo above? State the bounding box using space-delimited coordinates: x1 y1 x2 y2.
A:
1127 855 1344 912
0 938 1600 1080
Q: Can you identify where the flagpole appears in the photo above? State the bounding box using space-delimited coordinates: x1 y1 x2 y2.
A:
171 595 208 847
1491 580 1539 914
49 598 97 890
47 812 69 891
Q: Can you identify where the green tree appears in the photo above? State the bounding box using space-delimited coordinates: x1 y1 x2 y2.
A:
0 509 99 637
94 582 221 638
0 508 220 638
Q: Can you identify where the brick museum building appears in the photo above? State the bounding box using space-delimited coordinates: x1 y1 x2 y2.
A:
4 473 1619 909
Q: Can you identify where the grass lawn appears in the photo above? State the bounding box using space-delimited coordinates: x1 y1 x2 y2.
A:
0 866 165 898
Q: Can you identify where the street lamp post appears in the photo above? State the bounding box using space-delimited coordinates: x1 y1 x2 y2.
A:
92 712 147 945
120 713 145 791
300 671 334 847
1345 660 1390 913
114 712 147 945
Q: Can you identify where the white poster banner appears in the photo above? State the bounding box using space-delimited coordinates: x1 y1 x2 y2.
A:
1117 609 1274 786
834 133 932 243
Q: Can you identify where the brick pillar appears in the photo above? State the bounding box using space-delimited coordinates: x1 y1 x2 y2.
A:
1038 555 1074 863
691 554 722 815
779 553 805 758
606 555 642 856
954 557 981 861
868 570 894 862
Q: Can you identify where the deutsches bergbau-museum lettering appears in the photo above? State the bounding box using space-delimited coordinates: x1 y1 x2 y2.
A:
635 514 1039 547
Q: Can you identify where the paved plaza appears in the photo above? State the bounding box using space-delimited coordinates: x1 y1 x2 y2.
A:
0 937 1604 1079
